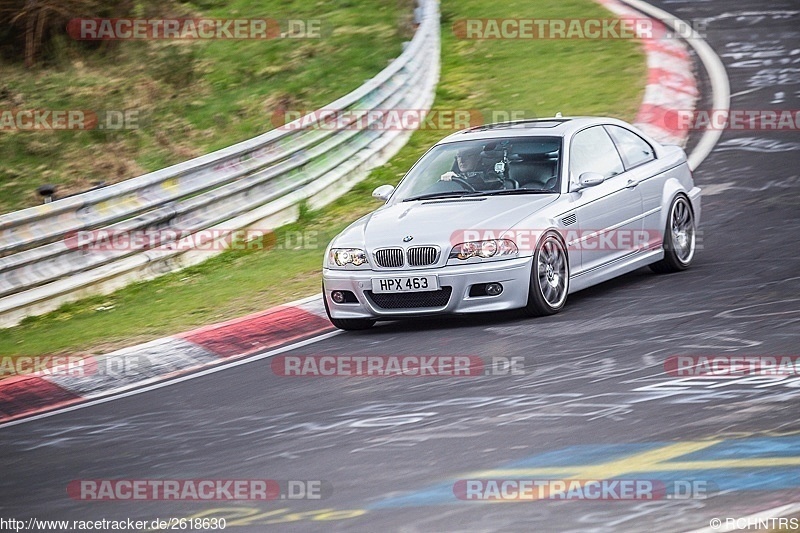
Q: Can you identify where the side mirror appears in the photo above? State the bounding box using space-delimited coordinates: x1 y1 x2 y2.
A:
572 172 605 191
372 184 395 202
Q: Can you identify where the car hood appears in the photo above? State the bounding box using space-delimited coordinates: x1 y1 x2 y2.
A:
333 195 559 250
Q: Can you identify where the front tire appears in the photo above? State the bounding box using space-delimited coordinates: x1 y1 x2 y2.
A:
650 194 695 273
329 317 376 331
524 232 569 316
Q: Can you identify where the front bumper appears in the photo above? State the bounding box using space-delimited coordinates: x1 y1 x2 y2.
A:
323 256 533 320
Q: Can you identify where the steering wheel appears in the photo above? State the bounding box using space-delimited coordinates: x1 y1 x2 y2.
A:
451 176 476 192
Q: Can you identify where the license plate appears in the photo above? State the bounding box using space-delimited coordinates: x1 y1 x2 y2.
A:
371 275 439 294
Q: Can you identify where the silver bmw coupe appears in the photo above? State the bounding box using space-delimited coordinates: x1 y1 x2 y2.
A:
322 116 701 330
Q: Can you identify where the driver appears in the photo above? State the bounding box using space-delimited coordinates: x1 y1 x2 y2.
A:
440 145 485 182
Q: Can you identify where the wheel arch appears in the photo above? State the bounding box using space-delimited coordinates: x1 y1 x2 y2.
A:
658 179 693 240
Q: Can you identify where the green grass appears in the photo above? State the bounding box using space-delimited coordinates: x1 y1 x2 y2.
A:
0 0 411 213
0 0 647 358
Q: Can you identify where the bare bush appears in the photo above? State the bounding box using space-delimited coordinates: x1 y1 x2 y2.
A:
0 0 134 67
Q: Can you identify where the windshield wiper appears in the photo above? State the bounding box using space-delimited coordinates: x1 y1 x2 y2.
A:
402 191 481 202
403 188 556 202
477 188 556 196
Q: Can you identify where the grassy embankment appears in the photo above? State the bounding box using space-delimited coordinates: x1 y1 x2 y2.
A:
0 0 413 213
0 0 646 357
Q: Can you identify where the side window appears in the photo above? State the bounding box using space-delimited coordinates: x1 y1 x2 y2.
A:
570 126 624 181
605 125 655 169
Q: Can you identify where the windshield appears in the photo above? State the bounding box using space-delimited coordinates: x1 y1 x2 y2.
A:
391 136 562 202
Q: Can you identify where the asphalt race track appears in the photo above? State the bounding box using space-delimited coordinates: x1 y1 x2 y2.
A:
2 0 799 531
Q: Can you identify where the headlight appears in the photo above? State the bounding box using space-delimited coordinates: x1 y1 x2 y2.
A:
449 239 518 260
329 248 368 267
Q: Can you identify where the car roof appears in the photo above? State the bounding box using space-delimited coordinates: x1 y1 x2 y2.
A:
436 116 634 145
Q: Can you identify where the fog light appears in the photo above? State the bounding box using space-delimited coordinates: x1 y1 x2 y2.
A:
485 283 503 296
331 291 345 304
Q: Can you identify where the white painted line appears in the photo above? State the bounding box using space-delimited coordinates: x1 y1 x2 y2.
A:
619 0 731 170
0 329 342 429
0 0 733 429
683 502 800 532
699 182 734 196
730 86 764 99
281 293 323 307
45 337 220 397
295 294 328 319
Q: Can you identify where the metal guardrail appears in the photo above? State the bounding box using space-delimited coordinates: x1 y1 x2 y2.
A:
0 0 440 328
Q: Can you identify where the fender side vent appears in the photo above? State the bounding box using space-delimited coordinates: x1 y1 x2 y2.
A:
561 213 577 226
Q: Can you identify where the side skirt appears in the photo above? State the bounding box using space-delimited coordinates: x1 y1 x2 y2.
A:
568 249 664 294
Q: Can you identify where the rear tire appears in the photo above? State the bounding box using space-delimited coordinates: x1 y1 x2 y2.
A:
524 231 569 316
650 194 695 274
322 287 376 330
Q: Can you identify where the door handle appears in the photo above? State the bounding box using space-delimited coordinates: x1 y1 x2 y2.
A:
625 179 639 189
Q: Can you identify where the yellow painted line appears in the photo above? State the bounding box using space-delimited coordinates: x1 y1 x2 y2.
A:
456 440 800 504
470 441 723 480
641 457 800 471
480 456 800 479
470 468 577 478
573 440 721 479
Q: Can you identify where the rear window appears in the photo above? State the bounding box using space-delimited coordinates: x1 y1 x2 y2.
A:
605 125 656 169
